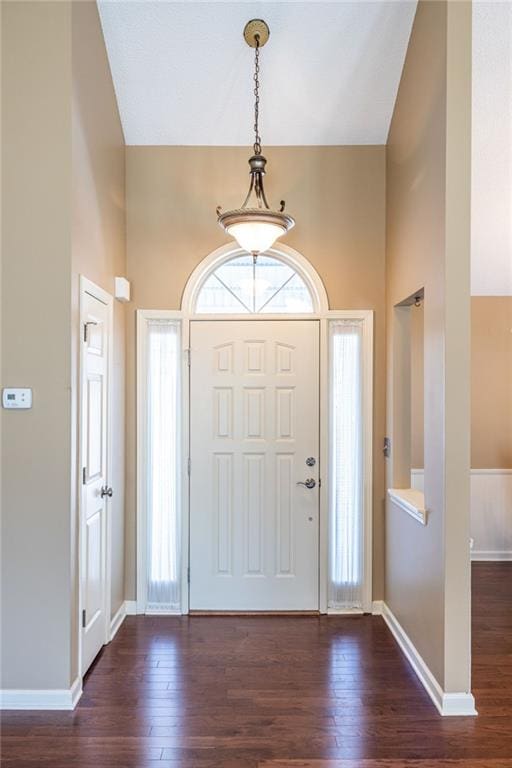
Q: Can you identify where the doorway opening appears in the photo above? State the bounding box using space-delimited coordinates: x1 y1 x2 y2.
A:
137 244 374 615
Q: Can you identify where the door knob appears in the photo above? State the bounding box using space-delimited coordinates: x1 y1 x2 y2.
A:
297 478 316 489
101 486 113 498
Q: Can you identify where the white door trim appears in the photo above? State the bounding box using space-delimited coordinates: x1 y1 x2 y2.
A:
137 307 373 615
323 311 374 614
78 276 114 676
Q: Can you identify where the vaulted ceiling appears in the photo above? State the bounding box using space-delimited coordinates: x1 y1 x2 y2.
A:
98 1 417 146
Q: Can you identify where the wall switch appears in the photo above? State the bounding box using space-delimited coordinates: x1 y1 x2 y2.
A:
2 388 32 409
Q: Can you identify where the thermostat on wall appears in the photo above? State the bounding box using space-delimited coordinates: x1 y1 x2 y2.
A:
2 388 32 409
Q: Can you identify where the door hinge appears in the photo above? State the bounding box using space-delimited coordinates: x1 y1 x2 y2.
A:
82 467 87 485
82 609 86 628
187 457 191 476
187 566 191 584
383 437 391 458
185 348 191 368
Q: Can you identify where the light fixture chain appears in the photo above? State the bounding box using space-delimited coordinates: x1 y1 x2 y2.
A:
216 20 295 257
253 35 262 155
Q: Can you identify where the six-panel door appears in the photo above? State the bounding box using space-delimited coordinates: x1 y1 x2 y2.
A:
190 320 320 610
81 291 109 673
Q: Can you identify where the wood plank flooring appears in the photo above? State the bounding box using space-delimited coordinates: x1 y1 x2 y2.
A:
1 563 511 767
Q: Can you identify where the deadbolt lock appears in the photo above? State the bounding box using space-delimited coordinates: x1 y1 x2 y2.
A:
306 457 316 467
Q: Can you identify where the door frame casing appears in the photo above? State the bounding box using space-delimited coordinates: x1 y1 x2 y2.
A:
137 239 373 615
78 276 114 677
137 308 374 615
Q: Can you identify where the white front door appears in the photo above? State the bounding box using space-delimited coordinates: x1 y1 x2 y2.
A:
190 320 320 611
80 285 111 674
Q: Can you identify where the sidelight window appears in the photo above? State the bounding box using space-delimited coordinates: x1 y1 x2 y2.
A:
329 320 365 610
145 320 181 612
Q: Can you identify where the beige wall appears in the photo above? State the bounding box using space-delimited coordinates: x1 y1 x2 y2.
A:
125 145 387 600
386 0 472 694
1 0 73 690
1 0 125 690
412 296 512 470
471 297 512 468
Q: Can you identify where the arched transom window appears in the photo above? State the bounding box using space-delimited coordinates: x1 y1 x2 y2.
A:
195 254 314 314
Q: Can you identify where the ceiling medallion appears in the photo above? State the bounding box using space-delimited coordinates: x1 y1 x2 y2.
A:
216 19 295 258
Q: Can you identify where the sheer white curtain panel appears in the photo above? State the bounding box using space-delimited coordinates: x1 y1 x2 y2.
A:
329 320 364 610
146 320 181 611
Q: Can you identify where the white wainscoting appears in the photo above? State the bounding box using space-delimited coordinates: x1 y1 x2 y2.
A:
411 469 512 560
410 469 425 493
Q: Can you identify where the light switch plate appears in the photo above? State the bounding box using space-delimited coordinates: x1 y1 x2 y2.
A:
2 388 32 409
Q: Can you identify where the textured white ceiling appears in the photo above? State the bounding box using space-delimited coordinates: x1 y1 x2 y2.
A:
97 1 417 146
471 0 512 296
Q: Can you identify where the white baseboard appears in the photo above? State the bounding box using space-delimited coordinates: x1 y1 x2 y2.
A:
109 600 137 641
0 676 82 711
144 609 182 616
110 602 127 640
381 602 477 717
471 550 512 561
441 692 478 716
371 600 383 615
125 600 137 615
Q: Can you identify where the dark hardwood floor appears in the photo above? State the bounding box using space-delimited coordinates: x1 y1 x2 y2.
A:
2 563 512 767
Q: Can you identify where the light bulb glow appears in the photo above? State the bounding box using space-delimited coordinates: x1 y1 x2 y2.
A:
227 221 285 255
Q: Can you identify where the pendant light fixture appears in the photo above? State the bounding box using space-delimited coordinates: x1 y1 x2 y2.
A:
216 19 295 258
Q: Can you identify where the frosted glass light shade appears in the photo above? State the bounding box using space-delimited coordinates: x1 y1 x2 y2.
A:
218 205 295 257
227 221 285 255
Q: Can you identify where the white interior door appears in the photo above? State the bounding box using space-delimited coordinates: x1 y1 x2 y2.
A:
190 320 320 610
80 285 111 674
